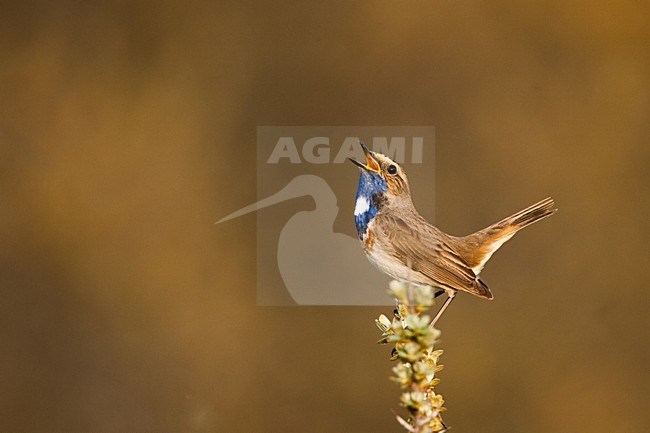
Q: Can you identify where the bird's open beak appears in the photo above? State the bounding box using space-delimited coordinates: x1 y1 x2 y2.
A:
348 142 381 173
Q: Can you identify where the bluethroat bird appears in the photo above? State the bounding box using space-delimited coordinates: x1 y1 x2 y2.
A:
350 143 556 326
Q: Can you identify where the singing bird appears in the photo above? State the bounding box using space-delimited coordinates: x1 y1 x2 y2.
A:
350 143 556 325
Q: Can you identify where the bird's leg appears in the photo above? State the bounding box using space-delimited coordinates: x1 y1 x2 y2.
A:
433 289 445 299
429 290 456 328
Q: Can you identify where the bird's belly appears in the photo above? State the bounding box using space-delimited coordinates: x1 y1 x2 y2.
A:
364 240 425 284
361 222 430 285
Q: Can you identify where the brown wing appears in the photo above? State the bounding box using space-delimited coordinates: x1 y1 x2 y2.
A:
374 212 494 299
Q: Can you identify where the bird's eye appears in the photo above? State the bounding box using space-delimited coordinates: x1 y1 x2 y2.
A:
387 164 397 175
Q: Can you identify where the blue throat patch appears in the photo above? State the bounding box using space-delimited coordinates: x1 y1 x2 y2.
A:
354 171 387 238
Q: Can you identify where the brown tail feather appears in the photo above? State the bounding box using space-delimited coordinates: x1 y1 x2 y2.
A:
453 198 557 275
502 197 557 230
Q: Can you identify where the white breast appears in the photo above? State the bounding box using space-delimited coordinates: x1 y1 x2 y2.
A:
363 226 425 283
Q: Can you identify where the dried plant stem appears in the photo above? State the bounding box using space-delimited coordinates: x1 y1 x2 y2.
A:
376 281 447 433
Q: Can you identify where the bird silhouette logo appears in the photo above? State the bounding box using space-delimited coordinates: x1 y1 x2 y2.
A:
217 174 391 305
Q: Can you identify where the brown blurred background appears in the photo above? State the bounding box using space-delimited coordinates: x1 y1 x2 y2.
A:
1 1 648 432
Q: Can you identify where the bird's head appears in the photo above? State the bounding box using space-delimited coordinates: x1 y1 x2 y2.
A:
349 142 411 200
349 142 412 237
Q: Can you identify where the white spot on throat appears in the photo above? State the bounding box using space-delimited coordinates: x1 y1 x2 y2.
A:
354 196 370 216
